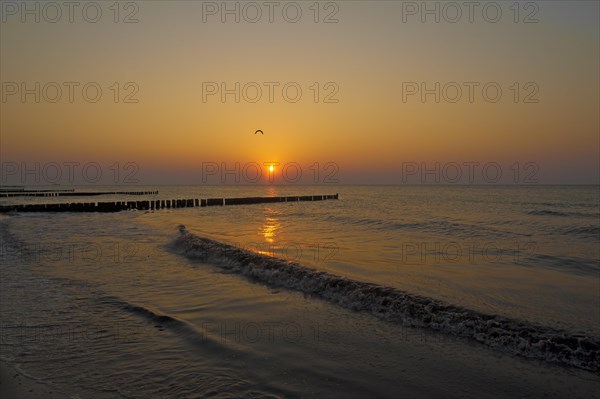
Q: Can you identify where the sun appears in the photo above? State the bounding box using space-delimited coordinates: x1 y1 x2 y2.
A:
268 165 274 173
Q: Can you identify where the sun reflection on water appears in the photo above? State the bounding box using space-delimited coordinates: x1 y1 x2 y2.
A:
261 207 281 244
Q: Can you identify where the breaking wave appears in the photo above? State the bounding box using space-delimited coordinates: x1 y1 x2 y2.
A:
172 225 600 373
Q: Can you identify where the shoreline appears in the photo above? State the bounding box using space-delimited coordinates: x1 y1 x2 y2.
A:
0 361 69 399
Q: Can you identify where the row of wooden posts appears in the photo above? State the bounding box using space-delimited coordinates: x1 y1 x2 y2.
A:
0 190 159 198
0 194 339 213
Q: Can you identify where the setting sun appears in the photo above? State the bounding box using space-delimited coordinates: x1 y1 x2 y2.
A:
0 1 598 398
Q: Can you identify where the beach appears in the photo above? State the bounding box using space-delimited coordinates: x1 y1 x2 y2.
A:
2 0 599 396
0 185 598 398
1 361 68 399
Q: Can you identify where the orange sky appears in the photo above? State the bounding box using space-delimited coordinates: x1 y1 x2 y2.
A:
1 1 598 184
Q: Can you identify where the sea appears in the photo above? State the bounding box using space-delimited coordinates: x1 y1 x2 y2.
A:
0 185 598 398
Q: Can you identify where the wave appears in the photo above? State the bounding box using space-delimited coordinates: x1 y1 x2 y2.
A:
172 225 600 373
86 295 291 398
321 214 518 239
98 295 190 334
560 225 600 240
518 253 600 277
524 201 592 209
528 210 570 217
528 209 598 218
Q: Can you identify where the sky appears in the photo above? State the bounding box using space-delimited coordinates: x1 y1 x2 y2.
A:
1 0 598 185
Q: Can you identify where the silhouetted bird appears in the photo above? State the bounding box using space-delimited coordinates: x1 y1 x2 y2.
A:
255 130 264 135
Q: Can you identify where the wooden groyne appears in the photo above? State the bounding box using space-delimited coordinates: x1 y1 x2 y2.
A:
0 186 25 191
0 188 73 193
0 194 339 213
0 190 159 198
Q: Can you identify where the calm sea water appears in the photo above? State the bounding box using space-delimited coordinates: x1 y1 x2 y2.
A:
1 185 598 398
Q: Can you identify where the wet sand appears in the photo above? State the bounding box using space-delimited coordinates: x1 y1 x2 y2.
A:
1 361 68 399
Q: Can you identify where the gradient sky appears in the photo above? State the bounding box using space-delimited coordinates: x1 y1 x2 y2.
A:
1 1 598 184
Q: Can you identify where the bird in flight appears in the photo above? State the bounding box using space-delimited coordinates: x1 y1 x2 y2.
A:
255 129 264 135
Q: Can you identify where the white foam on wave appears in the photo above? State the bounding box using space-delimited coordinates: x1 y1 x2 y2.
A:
173 225 600 373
